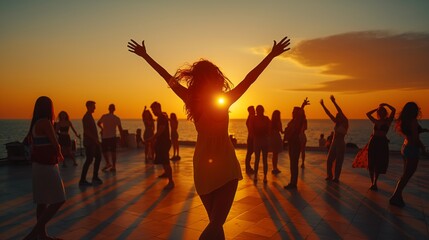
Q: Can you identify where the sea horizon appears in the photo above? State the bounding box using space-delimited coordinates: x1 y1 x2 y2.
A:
1 119 429 159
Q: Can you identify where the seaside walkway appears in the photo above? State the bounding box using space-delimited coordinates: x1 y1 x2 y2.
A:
1 146 428 240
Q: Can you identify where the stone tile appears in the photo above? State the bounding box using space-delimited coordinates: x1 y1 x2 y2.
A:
0 146 427 240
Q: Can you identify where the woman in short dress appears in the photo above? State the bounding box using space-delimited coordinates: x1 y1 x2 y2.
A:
24 96 66 240
55 111 80 167
366 103 395 191
128 36 290 239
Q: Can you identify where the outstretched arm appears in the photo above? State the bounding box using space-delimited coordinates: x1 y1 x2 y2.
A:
320 99 336 122
127 40 187 100
228 36 291 103
330 95 344 115
380 103 396 121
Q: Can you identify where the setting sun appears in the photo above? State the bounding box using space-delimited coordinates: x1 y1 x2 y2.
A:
217 97 225 105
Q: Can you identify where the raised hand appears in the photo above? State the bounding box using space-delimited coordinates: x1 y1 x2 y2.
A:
330 95 336 102
269 36 291 58
128 39 147 57
320 99 324 106
303 97 310 106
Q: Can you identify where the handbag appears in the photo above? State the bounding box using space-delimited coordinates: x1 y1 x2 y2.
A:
352 143 368 168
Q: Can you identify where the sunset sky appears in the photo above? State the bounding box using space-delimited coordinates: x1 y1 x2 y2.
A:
1 1 428 120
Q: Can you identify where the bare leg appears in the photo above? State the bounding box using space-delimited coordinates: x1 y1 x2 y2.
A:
199 179 238 240
391 157 419 206
24 202 64 240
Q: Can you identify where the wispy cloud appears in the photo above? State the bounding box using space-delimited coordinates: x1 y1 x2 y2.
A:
285 31 429 92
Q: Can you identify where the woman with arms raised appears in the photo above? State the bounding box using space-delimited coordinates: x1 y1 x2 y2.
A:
366 103 395 191
128 36 290 239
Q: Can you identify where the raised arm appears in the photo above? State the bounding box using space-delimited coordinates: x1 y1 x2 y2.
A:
330 95 344 115
301 97 310 109
228 36 291 103
320 99 336 122
127 39 187 101
366 108 378 123
380 103 396 121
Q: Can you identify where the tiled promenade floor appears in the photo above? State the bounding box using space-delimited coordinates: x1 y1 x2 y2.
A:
1 146 428 240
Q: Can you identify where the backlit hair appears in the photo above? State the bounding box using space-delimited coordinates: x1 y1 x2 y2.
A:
174 59 233 121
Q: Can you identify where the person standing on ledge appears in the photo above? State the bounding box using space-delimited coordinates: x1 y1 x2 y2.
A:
128 36 290 239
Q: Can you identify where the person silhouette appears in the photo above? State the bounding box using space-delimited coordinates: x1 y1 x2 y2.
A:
55 111 80 167
390 102 427 207
299 98 309 168
136 128 144 148
142 106 155 161
320 95 348 183
270 110 283 174
253 105 270 183
245 106 256 174
319 133 326 147
149 102 174 190
79 100 103 186
23 96 66 240
97 103 123 172
284 106 305 189
128 36 290 239
170 112 181 160
366 103 396 191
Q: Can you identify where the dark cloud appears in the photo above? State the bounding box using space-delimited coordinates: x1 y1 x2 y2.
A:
286 31 429 92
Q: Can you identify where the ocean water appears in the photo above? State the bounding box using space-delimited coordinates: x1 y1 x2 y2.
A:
1 119 428 159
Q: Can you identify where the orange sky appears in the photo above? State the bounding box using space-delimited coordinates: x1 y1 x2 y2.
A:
1 1 428 120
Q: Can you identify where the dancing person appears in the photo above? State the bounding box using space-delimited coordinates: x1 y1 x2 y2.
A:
366 103 396 191
284 106 305 189
148 102 174 189
245 106 256 174
128 36 290 239
270 110 283 174
79 100 103 186
23 96 66 240
97 103 123 172
390 102 427 207
253 105 270 183
320 95 348 183
319 133 326 147
299 98 309 168
55 111 80 167
142 106 155 161
170 112 181 160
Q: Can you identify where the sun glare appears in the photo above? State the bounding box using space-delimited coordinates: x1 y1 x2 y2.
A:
217 97 225 105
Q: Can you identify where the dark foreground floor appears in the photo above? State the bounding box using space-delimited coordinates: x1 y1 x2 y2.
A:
1 146 428 240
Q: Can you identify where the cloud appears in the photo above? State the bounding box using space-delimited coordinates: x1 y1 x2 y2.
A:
286 31 429 92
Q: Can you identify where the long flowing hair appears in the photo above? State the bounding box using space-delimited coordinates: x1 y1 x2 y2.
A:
396 102 421 136
271 110 282 132
174 59 233 121
58 111 70 121
28 96 54 134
